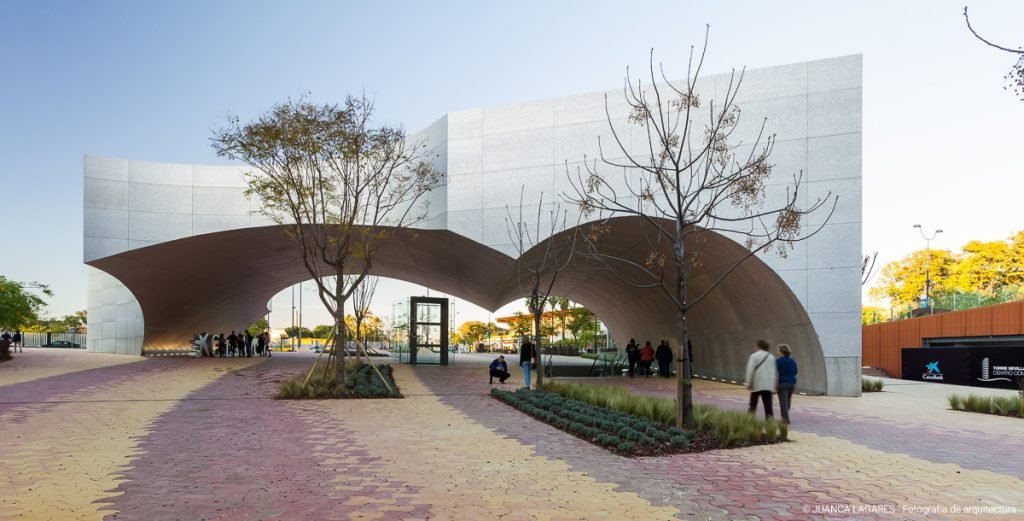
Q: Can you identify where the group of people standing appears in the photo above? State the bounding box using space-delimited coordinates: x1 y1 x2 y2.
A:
194 330 272 358
745 340 798 424
624 339 676 378
487 334 799 425
0 331 22 354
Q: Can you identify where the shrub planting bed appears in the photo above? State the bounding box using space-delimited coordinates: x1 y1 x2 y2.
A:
491 388 695 456
948 393 1023 418
277 363 401 399
540 381 787 448
862 378 885 392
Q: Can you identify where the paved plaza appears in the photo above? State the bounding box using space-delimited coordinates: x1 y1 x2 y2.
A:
1 350 1022 520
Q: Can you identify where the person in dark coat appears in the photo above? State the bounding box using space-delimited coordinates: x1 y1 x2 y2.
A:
489 355 510 384
776 344 798 424
655 340 674 378
244 330 254 357
227 331 238 357
519 337 536 389
625 338 640 377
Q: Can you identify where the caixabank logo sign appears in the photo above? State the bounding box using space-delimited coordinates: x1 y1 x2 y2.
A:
922 361 944 381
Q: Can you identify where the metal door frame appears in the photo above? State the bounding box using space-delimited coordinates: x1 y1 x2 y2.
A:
408 296 449 365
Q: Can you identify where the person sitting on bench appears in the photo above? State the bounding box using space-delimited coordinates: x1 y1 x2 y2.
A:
489 355 510 384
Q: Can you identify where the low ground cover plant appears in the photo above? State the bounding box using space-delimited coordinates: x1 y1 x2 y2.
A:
862 378 885 392
948 393 1023 418
277 363 401 399
542 380 787 447
493 382 786 456
491 388 693 456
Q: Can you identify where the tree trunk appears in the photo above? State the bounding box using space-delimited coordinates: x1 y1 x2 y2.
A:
335 297 347 383
533 304 544 389
675 235 695 430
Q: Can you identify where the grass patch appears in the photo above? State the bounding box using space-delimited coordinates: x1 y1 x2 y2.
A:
862 378 885 392
491 388 694 456
539 380 787 448
947 393 1024 418
276 363 401 399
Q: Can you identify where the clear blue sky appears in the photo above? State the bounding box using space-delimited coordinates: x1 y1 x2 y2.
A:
2 1 1023 329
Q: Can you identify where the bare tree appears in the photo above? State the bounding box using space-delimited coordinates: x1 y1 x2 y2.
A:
964 6 1024 100
212 96 444 383
566 34 836 428
505 188 577 388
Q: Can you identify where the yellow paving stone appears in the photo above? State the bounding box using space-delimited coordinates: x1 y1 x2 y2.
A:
0 358 263 520
758 432 1024 517
288 365 683 521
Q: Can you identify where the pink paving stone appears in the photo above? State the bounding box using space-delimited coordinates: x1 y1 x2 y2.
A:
95 356 425 520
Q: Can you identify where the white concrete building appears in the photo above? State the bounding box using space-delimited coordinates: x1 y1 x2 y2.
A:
85 55 862 395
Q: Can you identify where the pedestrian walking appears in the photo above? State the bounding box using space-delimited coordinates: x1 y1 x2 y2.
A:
745 339 777 419
12 331 22 353
625 338 640 377
776 344 798 424
519 337 536 389
639 341 655 377
256 332 266 357
245 330 254 357
655 340 673 378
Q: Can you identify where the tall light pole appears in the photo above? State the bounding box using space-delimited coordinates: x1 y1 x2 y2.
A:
291 285 296 350
913 224 943 315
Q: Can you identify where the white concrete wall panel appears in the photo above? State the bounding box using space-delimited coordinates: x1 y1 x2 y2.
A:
808 55 862 94
192 186 250 216
84 178 130 211
130 160 193 186
85 155 130 181
192 164 248 187
84 207 130 240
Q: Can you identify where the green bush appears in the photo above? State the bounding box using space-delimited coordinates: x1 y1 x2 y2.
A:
947 394 963 410
964 394 988 412
861 378 884 392
541 380 787 446
947 392 1024 418
277 363 401 399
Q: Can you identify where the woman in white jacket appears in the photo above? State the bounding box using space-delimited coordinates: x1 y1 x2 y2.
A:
745 339 777 419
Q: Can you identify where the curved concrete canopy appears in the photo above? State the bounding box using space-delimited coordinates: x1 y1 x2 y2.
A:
88 216 826 393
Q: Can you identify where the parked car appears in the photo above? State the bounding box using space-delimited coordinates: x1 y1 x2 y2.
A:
43 340 81 348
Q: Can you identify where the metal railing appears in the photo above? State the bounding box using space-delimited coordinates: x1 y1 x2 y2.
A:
866 286 1024 324
12 332 87 348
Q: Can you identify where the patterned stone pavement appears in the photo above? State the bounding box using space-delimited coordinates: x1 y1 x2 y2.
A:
1 349 1022 520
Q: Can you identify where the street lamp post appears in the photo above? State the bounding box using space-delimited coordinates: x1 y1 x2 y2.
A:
913 224 943 315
